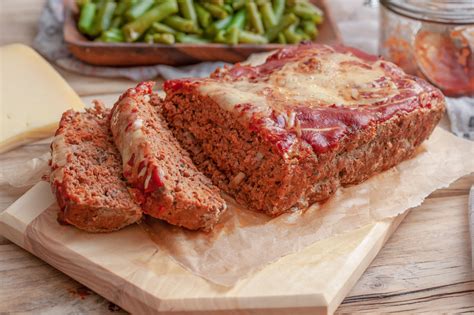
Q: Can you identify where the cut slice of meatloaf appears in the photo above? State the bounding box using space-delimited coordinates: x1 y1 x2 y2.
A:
162 43 446 216
50 103 142 232
110 82 226 231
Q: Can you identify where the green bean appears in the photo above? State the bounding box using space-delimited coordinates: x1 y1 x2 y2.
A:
291 5 314 20
195 3 212 28
272 0 285 22
260 2 277 29
226 26 239 45
176 33 210 43
302 2 324 16
114 0 130 17
302 20 317 39
223 4 233 14
277 32 286 44
78 2 96 35
213 15 233 29
163 15 201 34
227 9 246 30
265 13 298 42
178 0 197 23
126 0 154 21
246 2 264 34
152 22 177 34
292 3 323 23
108 28 124 37
91 0 118 35
144 26 157 36
202 0 224 5
88 0 107 36
238 30 268 44
214 29 227 43
96 36 123 42
312 14 323 25
283 24 302 44
123 0 178 42
296 27 310 40
111 16 123 28
145 33 154 43
201 3 228 19
100 1 116 32
232 0 246 10
205 15 232 36
76 0 90 8
98 28 124 42
153 33 176 44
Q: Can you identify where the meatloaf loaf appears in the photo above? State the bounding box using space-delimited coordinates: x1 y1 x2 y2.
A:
110 82 226 231
50 103 142 232
162 43 446 216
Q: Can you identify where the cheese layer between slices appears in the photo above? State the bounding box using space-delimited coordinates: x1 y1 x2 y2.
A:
0 44 84 153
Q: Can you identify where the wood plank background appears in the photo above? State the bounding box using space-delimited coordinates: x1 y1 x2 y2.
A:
1 0 473 313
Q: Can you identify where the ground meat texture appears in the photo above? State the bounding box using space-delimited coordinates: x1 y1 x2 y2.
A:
110 82 226 231
50 103 142 232
162 43 445 216
162 93 310 214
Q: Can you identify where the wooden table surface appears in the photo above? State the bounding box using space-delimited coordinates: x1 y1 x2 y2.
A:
1 1 473 313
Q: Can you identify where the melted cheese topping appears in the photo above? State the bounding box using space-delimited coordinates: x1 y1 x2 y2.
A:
110 98 145 175
275 53 386 105
199 83 271 118
50 134 68 183
198 50 411 116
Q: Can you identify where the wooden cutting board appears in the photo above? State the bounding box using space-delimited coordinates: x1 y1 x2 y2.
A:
0 181 406 315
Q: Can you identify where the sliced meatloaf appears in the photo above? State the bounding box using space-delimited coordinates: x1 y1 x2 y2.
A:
110 82 226 231
162 43 445 216
50 103 142 232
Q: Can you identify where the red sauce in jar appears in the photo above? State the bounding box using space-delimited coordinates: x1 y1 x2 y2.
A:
415 29 474 96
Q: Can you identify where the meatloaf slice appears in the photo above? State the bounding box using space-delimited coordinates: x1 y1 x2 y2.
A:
50 103 142 232
110 82 226 231
162 43 445 216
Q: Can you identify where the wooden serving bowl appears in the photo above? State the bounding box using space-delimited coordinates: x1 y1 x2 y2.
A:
63 0 341 66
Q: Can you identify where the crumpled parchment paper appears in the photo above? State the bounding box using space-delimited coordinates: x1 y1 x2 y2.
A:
0 152 51 187
142 127 474 286
2 128 473 287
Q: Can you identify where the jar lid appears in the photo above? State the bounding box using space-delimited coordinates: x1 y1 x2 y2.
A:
380 0 474 25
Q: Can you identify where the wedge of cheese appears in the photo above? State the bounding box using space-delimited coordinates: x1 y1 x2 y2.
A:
0 44 84 153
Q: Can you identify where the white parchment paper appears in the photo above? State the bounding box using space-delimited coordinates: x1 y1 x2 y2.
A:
2 128 473 287
0 152 50 187
143 128 474 286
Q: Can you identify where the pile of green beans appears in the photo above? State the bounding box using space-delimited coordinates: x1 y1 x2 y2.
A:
76 0 323 44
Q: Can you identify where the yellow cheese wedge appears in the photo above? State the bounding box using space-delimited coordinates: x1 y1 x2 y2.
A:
0 44 84 153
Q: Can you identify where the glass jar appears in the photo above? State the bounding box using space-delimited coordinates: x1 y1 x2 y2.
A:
379 0 474 96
